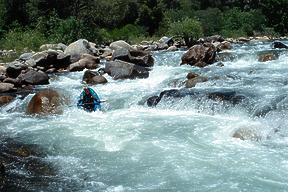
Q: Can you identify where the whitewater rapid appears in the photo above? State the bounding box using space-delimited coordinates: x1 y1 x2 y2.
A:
1 40 288 191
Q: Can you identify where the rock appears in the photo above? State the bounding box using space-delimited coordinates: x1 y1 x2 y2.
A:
186 72 199 79
147 96 161 107
105 60 149 80
64 39 94 62
31 50 71 70
18 69 49 85
0 83 15 93
26 89 66 115
233 127 261 141
18 52 34 62
238 37 250 42
203 35 225 43
100 47 113 59
0 95 14 106
39 43 67 51
0 162 5 176
216 41 232 51
185 76 208 88
272 41 288 49
68 54 100 72
112 48 154 68
258 53 277 62
3 77 21 86
110 40 134 51
181 43 217 67
82 70 108 85
167 46 178 52
159 36 174 46
6 61 28 78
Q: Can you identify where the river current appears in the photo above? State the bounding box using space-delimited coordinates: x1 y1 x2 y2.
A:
1 40 288 191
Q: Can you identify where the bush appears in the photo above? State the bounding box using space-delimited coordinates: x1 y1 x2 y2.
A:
0 28 47 52
168 17 203 47
108 24 147 42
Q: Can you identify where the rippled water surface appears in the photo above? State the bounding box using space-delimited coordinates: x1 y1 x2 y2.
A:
1 40 288 191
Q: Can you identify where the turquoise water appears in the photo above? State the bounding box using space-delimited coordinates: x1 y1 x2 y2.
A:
1 41 288 191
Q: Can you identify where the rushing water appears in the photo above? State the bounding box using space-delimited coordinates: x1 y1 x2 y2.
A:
1 41 288 191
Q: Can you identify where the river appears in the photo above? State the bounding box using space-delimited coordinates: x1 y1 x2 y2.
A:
1 40 288 191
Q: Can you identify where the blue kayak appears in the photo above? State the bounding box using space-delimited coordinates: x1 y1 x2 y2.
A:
77 87 101 112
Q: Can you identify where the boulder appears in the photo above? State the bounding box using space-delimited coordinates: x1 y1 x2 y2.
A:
0 83 15 93
159 36 174 46
68 54 100 72
18 52 34 62
39 43 67 51
109 40 134 51
64 39 94 63
258 53 277 62
232 127 261 141
185 76 208 88
105 60 149 80
31 50 71 70
82 70 108 85
0 95 14 106
3 77 21 86
112 48 154 68
216 41 232 52
167 46 178 52
203 35 225 43
26 89 66 115
272 41 288 49
6 61 28 78
18 69 49 85
181 43 217 67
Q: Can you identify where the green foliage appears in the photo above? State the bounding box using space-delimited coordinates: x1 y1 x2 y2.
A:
221 8 265 37
108 24 146 42
168 17 203 47
195 8 223 36
168 17 203 39
0 28 46 51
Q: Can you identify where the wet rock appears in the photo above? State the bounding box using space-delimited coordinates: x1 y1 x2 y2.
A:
64 39 94 63
82 70 108 85
181 43 217 67
203 35 225 43
185 76 208 88
207 91 246 105
0 95 14 106
0 83 15 93
6 61 28 78
26 89 66 115
272 41 288 49
147 96 161 107
3 78 21 86
39 43 67 51
18 69 49 85
258 53 277 62
233 127 261 141
167 46 178 52
110 40 134 51
0 162 5 176
105 60 149 80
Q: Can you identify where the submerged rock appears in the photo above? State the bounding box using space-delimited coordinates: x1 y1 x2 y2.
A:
272 41 288 49
26 89 66 115
0 95 14 106
232 127 262 141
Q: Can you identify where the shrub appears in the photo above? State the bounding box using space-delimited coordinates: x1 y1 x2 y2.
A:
168 17 203 47
0 28 47 52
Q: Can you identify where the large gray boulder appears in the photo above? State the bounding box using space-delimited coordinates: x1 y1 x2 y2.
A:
68 54 100 72
64 39 94 63
181 43 217 67
18 69 49 85
30 50 71 70
105 60 149 80
110 40 134 51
